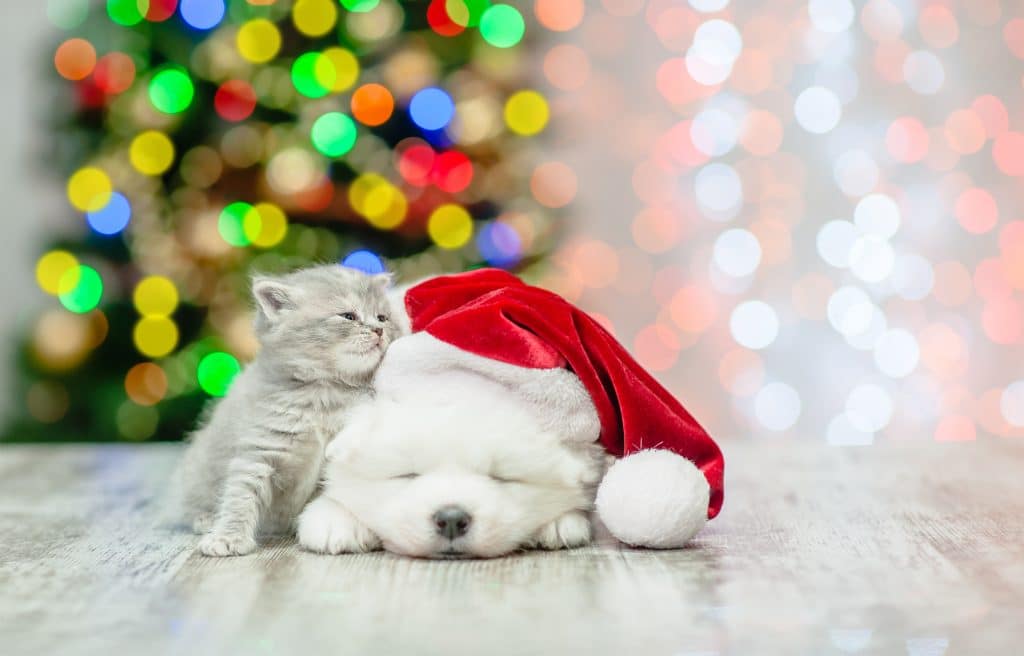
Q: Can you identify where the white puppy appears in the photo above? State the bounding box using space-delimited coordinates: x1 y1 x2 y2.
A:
298 357 607 558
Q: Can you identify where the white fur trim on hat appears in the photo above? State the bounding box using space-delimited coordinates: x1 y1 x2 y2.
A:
595 449 710 548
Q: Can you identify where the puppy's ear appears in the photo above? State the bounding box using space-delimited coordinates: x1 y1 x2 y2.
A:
252 277 299 324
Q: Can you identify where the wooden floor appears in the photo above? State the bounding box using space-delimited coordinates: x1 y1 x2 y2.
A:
1 440 1022 655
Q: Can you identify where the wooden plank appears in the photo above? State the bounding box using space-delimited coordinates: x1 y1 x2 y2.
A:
0 441 1022 655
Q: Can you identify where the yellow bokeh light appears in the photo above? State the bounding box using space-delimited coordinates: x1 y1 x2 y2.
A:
348 173 407 229
243 202 289 248
237 19 282 64
293 0 338 37
322 47 359 92
504 90 550 136
133 276 179 317
428 204 473 249
130 130 175 176
67 167 112 212
36 250 79 295
133 316 179 358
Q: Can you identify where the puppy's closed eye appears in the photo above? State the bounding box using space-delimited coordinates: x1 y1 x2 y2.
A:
488 473 522 484
392 473 419 480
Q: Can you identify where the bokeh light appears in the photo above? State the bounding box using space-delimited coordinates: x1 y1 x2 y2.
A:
58 265 103 314
66 167 112 212
86 192 131 235
133 276 179 317
130 131 175 176
133 316 178 358
148 67 195 114
351 84 394 126
409 87 455 131
311 112 358 157
54 38 95 81
180 0 224 30
342 249 386 274
504 90 549 136
480 4 526 48
428 204 473 249
237 18 282 64
197 352 241 397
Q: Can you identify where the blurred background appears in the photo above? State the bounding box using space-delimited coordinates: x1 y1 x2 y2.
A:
1 0 1023 445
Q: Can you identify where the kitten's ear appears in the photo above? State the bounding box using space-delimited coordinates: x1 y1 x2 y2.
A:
370 271 394 291
252 277 299 322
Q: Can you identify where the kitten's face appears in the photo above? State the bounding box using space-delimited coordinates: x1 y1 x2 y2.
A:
252 266 403 384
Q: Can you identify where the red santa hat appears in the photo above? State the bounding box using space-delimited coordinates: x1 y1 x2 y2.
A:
391 268 724 548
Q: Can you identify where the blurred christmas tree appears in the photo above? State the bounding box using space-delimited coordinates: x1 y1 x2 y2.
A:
5 0 556 442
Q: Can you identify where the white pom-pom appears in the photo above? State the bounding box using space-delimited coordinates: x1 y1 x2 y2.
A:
595 449 710 548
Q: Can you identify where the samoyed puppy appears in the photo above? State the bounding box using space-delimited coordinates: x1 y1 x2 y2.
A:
297 362 607 558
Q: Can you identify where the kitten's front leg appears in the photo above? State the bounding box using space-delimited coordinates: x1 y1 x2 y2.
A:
297 495 381 555
198 455 274 557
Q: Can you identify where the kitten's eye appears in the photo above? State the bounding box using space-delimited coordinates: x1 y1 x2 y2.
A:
392 473 419 480
339 312 357 321
376 314 389 323
489 474 521 484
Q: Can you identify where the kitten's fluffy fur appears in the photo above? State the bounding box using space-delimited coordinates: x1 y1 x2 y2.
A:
180 265 402 557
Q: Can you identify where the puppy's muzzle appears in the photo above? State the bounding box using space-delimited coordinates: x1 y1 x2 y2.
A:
433 505 472 540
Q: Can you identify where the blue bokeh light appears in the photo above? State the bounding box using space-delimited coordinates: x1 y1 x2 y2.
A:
476 222 522 268
86 192 132 235
409 87 455 131
342 249 386 274
180 0 225 30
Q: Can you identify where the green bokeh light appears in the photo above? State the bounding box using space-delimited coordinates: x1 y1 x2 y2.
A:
197 352 241 397
340 0 379 12
148 67 195 114
291 52 333 99
311 113 357 158
106 0 145 26
58 264 103 313
446 0 489 27
218 202 254 247
479 4 524 48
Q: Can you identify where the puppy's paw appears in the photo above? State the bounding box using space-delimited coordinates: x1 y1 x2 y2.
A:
531 511 593 550
191 513 215 535
198 532 257 557
298 497 381 555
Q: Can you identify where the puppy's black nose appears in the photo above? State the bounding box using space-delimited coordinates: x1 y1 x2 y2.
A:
433 505 471 540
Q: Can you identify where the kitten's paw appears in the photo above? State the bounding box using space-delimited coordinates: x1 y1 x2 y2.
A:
531 511 593 550
298 497 381 555
191 513 215 535
198 532 257 557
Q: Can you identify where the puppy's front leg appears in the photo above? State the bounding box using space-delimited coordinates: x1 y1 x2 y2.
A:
198 454 274 557
298 495 381 555
530 510 593 550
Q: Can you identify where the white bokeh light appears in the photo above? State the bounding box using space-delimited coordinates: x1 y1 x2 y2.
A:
854 193 901 239
687 19 743 85
827 285 874 337
849 236 896 283
845 305 887 350
903 50 945 95
695 162 743 220
833 150 879 197
845 383 894 432
794 86 842 134
1001 381 1024 427
730 301 779 350
892 254 935 301
827 414 874 446
713 228 762 278
873 329 920 378
817 220 858 268
755 382 802 431
691 108 739 157
808 0 855 33
688 0 730 13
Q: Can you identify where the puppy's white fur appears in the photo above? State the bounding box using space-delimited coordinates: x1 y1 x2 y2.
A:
299 341 607 558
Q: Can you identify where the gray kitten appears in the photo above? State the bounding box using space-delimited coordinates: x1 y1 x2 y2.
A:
179 264 403 557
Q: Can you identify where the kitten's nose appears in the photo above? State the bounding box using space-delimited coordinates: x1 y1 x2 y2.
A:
433 505 471 540
371 326 383 337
